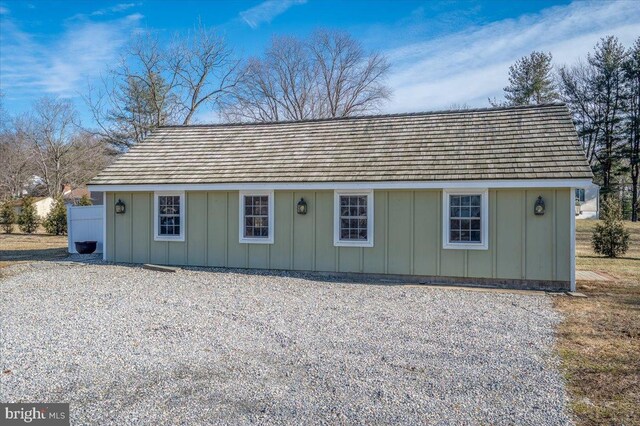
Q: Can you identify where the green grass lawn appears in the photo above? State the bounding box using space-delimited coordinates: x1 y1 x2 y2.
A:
555 220 639 426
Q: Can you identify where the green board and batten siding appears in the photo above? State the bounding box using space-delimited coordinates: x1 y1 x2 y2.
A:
105 188 572 283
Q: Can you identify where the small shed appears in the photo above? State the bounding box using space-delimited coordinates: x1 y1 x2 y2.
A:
88 104 593 291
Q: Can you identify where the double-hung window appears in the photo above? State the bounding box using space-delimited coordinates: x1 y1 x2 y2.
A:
333 190 374 247
154 191 185 241
442 189 488 250
239 190 274 244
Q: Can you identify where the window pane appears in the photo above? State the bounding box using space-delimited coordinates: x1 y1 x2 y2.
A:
244 195 270 239
448 193 483 245
339 195 369 241
158 195 181 236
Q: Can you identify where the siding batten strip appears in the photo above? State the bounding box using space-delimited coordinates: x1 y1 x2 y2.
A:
522 190 527 279
129 194 133 263
570 188 576 291
384 191 389 274
205 192 209 266
410 191 415 275
145 193 150 263
436 191 441 276
185 193 189 263
312 192 317 271
102 192 107 261
491 190 497 278
225 192 229 267
464 251 468 278
552 190 557 280
290 192 294 270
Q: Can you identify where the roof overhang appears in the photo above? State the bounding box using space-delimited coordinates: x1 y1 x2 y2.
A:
88 179 593 193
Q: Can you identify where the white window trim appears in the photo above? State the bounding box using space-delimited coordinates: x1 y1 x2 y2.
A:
239 190 274 244
154 191 185 242
333 189 374 248
442 188 489 250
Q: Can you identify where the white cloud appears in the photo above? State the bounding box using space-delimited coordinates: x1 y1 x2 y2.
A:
239 0 306 29
91 3 136 16
0 13 142 97
383 1 640 112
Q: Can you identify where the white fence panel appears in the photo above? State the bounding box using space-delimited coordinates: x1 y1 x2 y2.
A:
67 205 104 254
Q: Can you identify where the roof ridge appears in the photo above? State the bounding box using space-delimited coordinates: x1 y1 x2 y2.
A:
158 103 568 129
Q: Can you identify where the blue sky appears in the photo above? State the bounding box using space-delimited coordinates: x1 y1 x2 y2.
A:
1 0 639 125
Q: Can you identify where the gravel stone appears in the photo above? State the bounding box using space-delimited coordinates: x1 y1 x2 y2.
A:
0 261 572 425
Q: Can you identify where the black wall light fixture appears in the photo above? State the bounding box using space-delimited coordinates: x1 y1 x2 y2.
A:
297 198 307 215
534 196 545 216
115 199 126 214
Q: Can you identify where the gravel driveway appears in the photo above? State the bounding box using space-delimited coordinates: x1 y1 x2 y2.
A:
0 261 571 425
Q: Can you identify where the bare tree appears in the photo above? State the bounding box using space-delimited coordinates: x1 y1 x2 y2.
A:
64 132 114 189
223 29 391 122
309 29 391 118
86 23 242 148
0 120 35 199
558 61 602 164
19 98 79 197
169 22 244 124
15 97 112 198
222 36 317 122
85 34 180 149
447 103 471 110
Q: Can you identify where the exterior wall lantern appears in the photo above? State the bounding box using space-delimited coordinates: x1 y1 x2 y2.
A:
296 198 308 215
534 196 545 216
115 199 126 214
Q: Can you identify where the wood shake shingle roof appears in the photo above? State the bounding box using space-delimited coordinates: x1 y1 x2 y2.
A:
90 104 593 185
